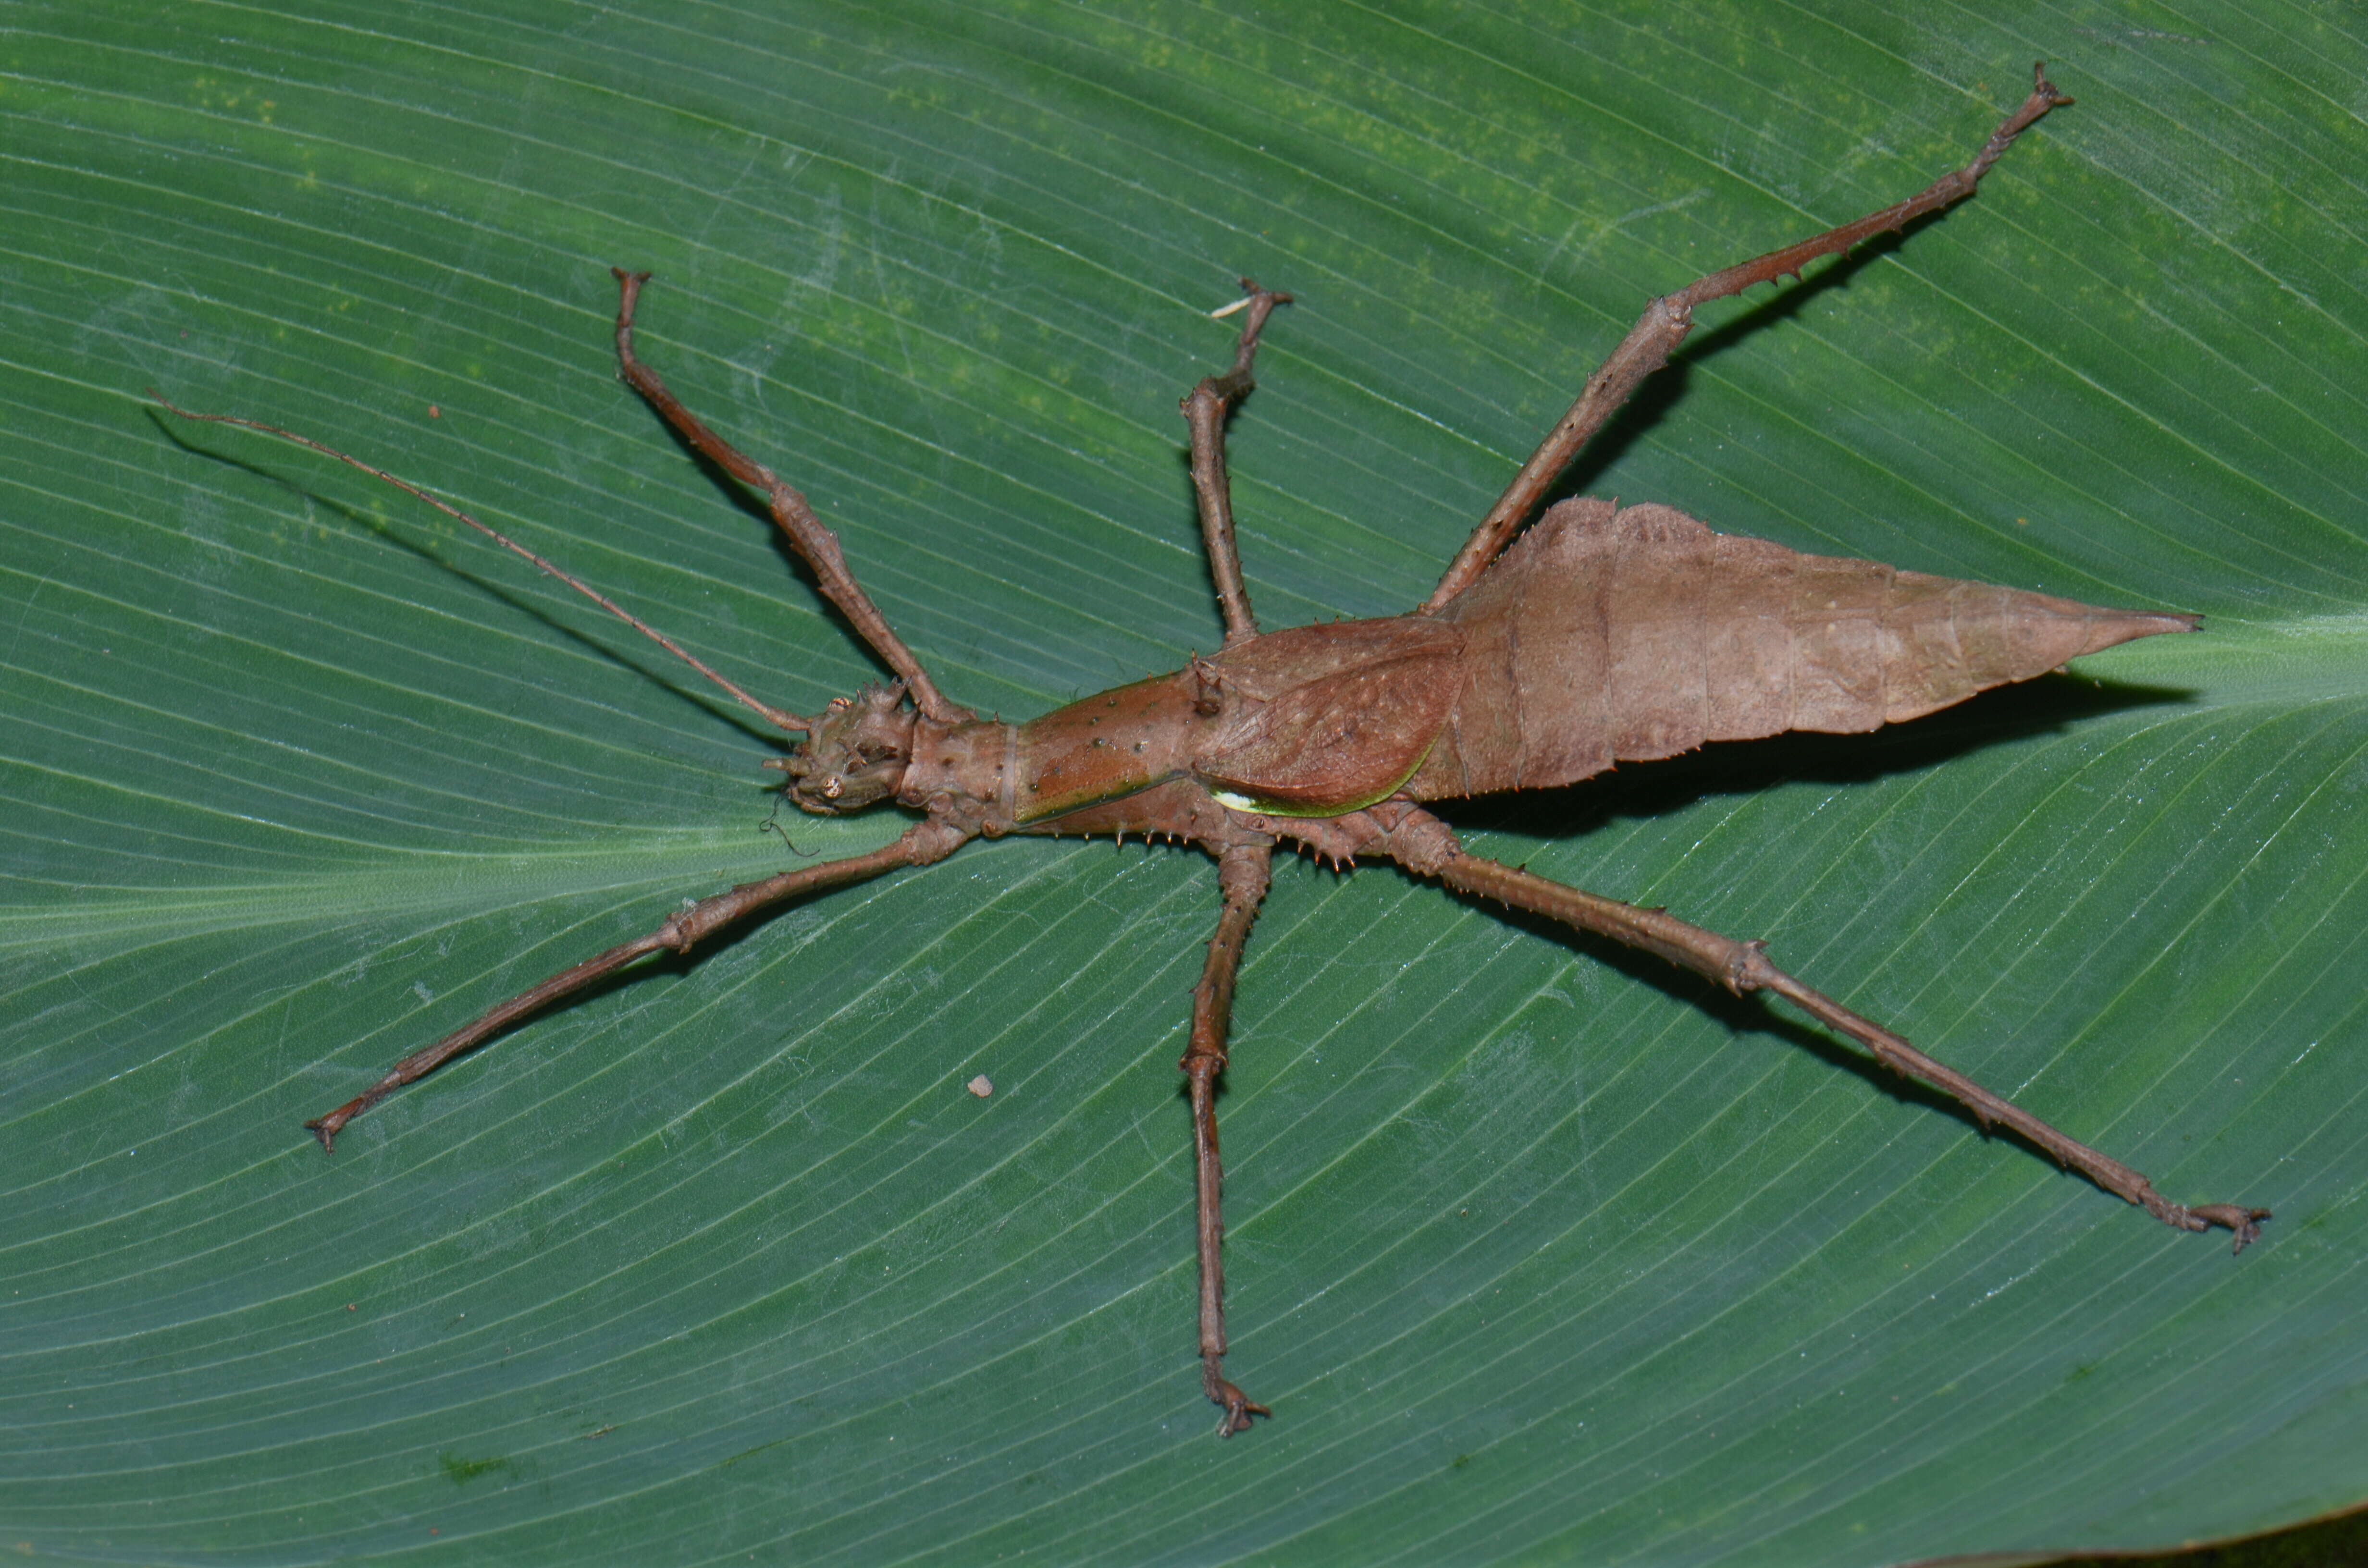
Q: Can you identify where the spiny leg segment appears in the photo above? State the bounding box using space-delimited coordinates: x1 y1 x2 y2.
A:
609 269 964 724
1423 63 2075 612
1181 839 1277 1434
304 820 971 1150
1351 805 2268 1251
1166 280 1301 1432
1182 280 1292 648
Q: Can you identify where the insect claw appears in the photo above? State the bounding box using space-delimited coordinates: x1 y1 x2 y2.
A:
1203 1359 1271 1438
2181 1203 2272 1254
1214 1406 1263 1439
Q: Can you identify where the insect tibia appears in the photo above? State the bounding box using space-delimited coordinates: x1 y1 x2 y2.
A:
776 683 915 814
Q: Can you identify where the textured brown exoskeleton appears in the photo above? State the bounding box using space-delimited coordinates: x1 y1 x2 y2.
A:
172 65 2266 1437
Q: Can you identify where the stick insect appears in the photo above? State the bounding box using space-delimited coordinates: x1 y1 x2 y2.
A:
170 65 2266 1436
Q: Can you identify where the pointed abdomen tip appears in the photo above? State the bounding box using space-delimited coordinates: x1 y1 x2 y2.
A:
2078 609 2200 657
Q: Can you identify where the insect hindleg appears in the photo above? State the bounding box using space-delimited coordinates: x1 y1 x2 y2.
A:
1355 804 2269 1252
1182 280 1292 648
607 268 962 724
305 818 971 1150
1424 63 2074 612
1182 838 1275 1435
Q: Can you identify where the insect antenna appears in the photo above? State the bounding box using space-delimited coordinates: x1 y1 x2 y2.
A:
153 396 814 736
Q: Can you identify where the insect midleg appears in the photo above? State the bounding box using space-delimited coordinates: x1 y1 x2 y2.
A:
1181 839 1275 1434
1423 63 2074 613
606 267 962 723
1181 280 1292 649
304 819 971 1150
1361 805 2269 1252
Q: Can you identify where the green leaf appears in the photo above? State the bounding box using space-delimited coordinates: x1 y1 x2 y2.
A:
6 4 2363 1562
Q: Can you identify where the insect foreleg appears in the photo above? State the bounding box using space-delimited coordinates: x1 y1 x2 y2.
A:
1352 803 2269 1253
1183 281 1292 648
1182 838 1275 1435
305 817 972 1151
607 268 963 723
1424 63 2074 612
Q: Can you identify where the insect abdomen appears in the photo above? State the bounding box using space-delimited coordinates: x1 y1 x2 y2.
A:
1406 499 2195 799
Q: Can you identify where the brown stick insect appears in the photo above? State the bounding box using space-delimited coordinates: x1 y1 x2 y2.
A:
167 64 2266 1437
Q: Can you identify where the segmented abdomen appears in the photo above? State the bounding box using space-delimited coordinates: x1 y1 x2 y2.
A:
1404 499 2193 800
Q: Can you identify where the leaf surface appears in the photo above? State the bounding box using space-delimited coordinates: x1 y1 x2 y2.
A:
4 4 2365 1563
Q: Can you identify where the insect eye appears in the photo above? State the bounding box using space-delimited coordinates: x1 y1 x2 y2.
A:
821 776 843 799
